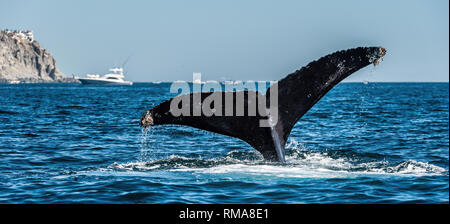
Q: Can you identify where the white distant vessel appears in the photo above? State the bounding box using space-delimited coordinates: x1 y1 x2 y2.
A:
8 80 20 84
221 80 242 85
76 68 132 85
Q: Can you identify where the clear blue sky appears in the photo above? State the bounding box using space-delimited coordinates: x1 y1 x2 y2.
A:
1 0 448 82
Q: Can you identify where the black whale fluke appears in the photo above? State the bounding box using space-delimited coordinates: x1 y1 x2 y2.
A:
140 47 386 162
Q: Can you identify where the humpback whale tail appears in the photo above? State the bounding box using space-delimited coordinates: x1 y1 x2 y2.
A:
140 47 386 162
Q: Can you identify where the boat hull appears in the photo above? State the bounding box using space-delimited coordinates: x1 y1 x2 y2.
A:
78 78 133 86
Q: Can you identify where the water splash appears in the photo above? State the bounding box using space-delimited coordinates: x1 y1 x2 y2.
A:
138 127 154 161
101 139 447 178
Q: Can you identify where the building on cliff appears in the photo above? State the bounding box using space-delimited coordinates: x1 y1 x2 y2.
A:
4 29 34 42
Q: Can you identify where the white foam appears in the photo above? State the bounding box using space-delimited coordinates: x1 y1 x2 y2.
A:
172 160 447 179
169 142 448 178
91 140 448 179
174 164 353 178
107 161 161 171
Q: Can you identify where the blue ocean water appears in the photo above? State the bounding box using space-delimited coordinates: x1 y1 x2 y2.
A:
0 82 448 203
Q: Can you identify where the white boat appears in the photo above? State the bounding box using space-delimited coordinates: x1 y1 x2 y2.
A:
221 80 242 85
8 80 20 84
77 67 132 85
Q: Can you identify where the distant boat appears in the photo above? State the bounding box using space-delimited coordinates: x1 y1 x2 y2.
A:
76 67 132 85
221 80 242 85
363 80 369 85
8 80 20 84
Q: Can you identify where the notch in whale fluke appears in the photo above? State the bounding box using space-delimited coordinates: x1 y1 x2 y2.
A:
140 47 386 162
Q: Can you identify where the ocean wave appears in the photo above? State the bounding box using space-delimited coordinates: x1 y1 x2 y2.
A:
0 109 18 115
101 140 447 178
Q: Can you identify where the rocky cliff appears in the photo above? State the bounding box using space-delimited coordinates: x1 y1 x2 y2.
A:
0 30 74 83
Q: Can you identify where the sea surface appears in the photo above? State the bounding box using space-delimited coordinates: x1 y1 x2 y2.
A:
0 82 448 203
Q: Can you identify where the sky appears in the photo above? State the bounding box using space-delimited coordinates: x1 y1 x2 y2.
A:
0 0 448 82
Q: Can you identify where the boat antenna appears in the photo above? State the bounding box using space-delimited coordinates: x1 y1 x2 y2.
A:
122 54 132 69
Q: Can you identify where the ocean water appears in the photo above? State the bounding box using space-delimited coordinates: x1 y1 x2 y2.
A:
0 82 448 203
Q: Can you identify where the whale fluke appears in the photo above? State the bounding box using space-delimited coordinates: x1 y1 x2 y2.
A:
140 47 386 162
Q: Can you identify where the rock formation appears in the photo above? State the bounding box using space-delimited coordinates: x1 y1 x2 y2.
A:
0 30 74 83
